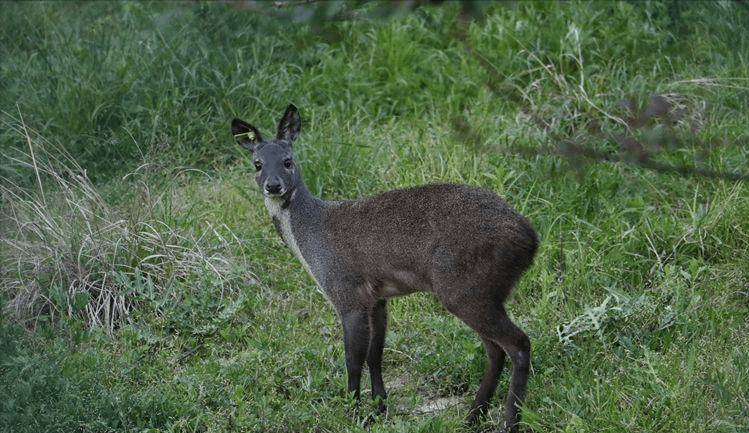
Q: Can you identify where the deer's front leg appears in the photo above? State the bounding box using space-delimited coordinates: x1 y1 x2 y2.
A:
342 310 369 405
367 300 388 413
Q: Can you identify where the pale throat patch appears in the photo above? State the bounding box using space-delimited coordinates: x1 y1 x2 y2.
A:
263 194 332 305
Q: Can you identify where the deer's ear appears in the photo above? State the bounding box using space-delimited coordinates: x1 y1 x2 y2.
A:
231 118 262 152
276 104 301 143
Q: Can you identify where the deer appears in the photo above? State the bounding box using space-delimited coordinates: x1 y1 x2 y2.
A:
231 104 538 433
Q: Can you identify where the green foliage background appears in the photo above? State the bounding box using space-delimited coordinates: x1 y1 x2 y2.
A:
1 1 748 432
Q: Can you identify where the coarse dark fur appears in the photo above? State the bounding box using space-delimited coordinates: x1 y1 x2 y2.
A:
231 104 538 433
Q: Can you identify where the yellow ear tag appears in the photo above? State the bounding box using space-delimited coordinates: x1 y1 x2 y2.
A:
234 131 255 141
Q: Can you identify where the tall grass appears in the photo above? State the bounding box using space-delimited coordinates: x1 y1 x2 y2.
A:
1 1 748 432
0 113 245 334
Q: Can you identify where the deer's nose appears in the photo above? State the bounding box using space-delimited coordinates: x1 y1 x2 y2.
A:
265 182 282 195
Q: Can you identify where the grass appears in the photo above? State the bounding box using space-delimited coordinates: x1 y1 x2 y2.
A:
1 1 748 432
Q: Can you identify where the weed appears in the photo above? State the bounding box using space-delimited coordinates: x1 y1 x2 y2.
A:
0 114 247 335
1 1 748 432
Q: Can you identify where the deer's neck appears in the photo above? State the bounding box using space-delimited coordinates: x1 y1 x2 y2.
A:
264 183 331 296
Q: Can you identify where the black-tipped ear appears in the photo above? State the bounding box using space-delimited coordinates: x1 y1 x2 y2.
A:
276 104 301 143
231 118 262 152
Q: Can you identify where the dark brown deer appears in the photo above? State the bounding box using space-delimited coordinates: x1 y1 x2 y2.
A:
231 104 538 433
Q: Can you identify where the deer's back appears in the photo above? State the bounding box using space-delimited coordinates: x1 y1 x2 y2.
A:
323 184 537 298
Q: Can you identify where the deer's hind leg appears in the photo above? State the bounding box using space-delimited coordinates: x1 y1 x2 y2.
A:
439 292 530 433
490 309 530 433
467 336 506 424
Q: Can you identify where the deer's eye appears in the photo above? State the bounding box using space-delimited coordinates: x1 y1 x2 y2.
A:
253 161 262 171
283 159 293 169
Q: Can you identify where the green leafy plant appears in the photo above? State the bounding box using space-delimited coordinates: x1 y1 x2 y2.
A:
1 1 747 432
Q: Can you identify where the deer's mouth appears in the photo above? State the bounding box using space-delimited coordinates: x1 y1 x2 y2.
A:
263 189 286 198
261 179 287 197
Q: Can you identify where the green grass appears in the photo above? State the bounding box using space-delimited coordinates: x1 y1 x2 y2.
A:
1 1 748 432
